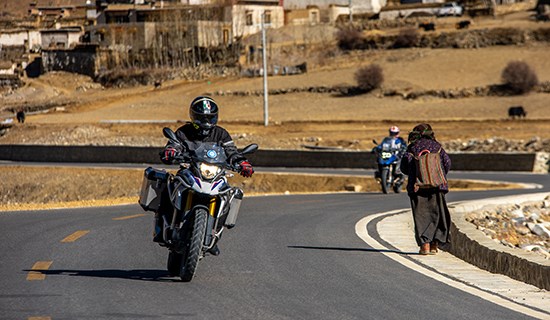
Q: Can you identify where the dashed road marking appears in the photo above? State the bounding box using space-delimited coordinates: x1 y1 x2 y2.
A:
27 261 53 281
61 230 90 242
112 213 146 221
28 317 51 320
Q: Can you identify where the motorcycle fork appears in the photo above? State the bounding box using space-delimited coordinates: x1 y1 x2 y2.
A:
205 198 218 248
171 191 194 229
208 198 217 217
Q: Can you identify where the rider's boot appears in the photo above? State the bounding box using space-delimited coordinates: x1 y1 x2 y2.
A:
207 244 220 256
396 173 405 185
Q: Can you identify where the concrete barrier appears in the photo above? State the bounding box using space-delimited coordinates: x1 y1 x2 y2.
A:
0 145 160 164
448 192 550 290
0 145 546 172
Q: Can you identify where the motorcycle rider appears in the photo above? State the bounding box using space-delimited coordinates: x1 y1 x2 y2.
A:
155 95 254 255
373 126 407 184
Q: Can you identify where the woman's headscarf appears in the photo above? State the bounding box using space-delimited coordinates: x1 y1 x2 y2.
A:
408 123 435 144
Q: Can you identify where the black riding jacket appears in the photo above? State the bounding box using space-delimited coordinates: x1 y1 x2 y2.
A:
161 123 245 165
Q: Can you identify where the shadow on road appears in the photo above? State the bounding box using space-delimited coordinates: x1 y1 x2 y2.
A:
288 245 419 255
22 268 179 282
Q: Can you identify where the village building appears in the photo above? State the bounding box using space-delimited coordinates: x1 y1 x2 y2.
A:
0 29 41 51
0 0 519 81
41 27 83 49
284 5 320 25
86 0 283 49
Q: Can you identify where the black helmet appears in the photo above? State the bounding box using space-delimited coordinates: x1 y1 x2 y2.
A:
189 96 219 134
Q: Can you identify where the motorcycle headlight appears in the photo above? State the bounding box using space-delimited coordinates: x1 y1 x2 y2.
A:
381 152 392 159
200 163 221 180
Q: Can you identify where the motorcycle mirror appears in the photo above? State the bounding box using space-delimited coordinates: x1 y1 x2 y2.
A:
240 143 259 155
372 139 378 145
163 127 179 143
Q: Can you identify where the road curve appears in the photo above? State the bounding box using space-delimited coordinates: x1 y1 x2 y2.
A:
0 172 548 320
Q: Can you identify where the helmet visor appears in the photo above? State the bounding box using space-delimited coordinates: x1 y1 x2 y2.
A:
194 113 218 128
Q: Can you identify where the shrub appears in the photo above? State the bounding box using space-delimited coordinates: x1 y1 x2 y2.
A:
501 61 539 94
531 27 550 42
487 28 525 46
336 27 364 50
393 28 419 48
355 64 384 92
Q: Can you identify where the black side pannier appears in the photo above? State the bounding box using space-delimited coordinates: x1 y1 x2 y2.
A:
139 167 169 212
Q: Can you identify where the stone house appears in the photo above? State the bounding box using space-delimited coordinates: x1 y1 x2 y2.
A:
87 0 283 47
41 27 84 49
284 5 321 25
28 1 90 29
88 4 233 50
0 29 41 52
230 0 284 39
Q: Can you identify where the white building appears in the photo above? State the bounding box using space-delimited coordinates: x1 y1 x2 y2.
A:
0 30 41 51
285 0 387 13
231 2 285 39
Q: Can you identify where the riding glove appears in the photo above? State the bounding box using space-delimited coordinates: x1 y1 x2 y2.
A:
239 161 254 178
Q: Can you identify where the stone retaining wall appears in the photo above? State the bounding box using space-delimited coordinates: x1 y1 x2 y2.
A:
448 193 550 290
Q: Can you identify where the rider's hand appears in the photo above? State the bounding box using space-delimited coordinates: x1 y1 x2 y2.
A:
239 161 254 178
161 147 180 163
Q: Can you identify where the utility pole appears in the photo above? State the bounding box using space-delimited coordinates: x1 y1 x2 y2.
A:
261 12 269 127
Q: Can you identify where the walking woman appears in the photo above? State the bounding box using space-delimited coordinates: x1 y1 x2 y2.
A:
400 123 452 255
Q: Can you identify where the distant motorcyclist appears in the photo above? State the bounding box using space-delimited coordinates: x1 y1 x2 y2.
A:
156 95 254 255
373 126 407 183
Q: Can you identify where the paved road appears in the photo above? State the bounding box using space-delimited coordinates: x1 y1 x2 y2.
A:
0 171 548 320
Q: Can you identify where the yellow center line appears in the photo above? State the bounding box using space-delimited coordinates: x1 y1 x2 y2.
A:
112 213 147 221
61 230 90 243
27 261 53 281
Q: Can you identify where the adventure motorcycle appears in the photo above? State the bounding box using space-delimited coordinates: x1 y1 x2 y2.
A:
372 138 404 194
139 127 258 282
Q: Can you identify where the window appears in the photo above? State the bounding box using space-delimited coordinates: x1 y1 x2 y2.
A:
245 10 253 26
310 11 318 24
223 29 229 45
264 10 271 24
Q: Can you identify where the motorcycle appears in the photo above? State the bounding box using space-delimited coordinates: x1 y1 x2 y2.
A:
372 138 404 194
139 127 258 282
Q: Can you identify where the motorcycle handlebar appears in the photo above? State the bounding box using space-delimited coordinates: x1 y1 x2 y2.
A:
173 153 190 163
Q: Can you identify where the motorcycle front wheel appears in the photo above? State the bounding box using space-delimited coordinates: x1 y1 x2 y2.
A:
380 168 391 194
179 208 208 282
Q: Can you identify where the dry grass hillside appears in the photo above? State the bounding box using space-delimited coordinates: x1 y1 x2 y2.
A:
1 2 549 152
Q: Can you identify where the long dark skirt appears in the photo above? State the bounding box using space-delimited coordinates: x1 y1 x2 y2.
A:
409 190 451 246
